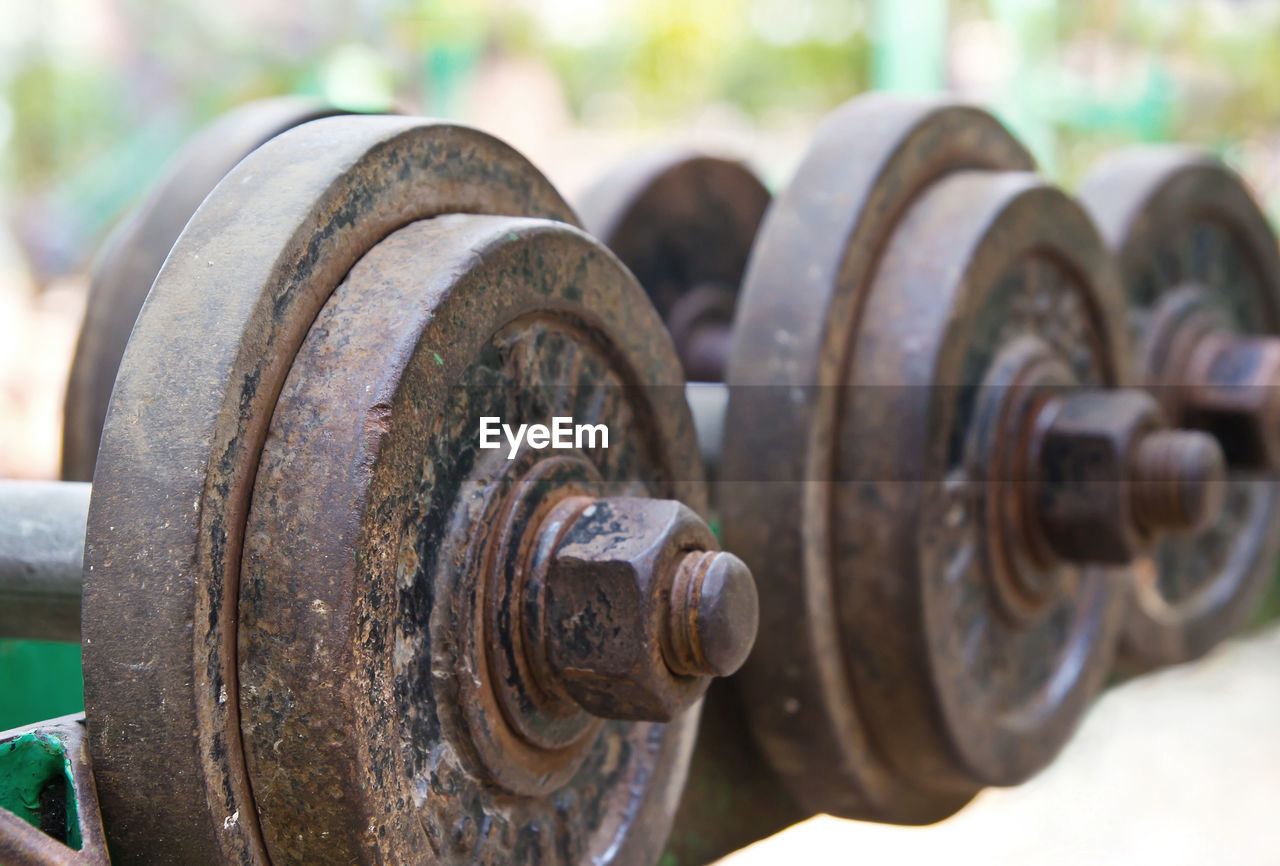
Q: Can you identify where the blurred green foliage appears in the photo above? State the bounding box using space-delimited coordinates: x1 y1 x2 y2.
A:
536 0 872 121
5 0 1280 263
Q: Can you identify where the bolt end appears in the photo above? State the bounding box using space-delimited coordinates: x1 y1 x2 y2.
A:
1131 429 1227 534
667 550 759 678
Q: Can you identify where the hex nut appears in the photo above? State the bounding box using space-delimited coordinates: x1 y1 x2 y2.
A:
1034 391 1164 564
1033 390 1226 565
1184 333 1280 470
543 497 719 722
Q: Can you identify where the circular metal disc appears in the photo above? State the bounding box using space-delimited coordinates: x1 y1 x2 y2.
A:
83 116 594 863
577 152 769 378
62 97 350 481
239 215 702 864
1080 148 1280 669
832 172 1125 811
722 96 1122 823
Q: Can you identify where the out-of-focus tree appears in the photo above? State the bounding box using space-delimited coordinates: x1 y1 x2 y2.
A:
5 0 1280 280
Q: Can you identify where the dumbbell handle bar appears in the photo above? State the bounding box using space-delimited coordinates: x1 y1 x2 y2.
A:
0 386 725 645
0 481 89 643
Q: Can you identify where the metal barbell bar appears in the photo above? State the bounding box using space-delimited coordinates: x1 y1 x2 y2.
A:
0 481 89 643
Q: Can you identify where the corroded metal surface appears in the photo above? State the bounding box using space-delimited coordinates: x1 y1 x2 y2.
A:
1031 392 1224 564
827 172 1126 814
1175 332 1280 469
543 497 755 719
722 96 1125 824
578 152 770 381
1081 149 1280 670
238 215 708 864
0 715 109 866
662 546 757 678
82 117 587 864
61 97 348 482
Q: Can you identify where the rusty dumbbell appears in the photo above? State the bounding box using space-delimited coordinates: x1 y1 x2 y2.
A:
1081 149 1280 671
581 95 1231 862
3 114 760 866
8 91 1268 866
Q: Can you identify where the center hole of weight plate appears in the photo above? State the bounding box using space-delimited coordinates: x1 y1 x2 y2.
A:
971 336 1081 627
456 444 630 795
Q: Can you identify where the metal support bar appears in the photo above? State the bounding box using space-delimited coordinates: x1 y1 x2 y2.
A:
0 482 89 642
661 680 808 864
0 390 724 641
685 381 728 478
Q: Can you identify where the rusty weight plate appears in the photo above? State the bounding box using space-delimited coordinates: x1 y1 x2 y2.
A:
83 116 706 865
577 152 770 381
721 96 1124 824
61 97 350 481
1080 149 1280 669
238 214 704 865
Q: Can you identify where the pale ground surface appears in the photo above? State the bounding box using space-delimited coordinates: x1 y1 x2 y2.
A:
719 623 1280 866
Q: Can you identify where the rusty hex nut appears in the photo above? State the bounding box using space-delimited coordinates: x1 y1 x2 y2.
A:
1183 333 1280 470
1032 390 1225 564
542 497 748 722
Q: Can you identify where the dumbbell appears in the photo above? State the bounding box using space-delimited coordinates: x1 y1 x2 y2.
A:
2 115 760 865
581 95 1228 859
1080 150 1280 671
61 97 355 483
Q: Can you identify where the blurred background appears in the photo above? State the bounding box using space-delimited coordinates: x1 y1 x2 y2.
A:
0 1 1277 863
8 0 1280 475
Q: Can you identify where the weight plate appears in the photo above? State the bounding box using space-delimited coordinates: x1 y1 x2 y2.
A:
83 116 705 864
1080 148 1280 669
577 152 769 380
722 96 1122 823
61 97 350 481
238 214 702 865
